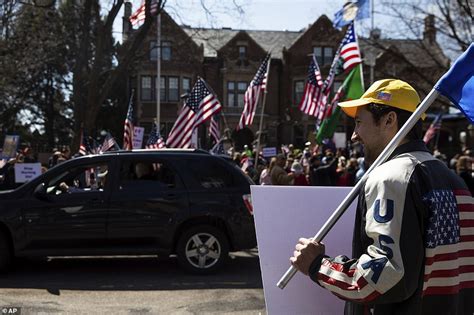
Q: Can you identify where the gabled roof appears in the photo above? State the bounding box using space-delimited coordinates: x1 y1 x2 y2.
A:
183 27 300 59
181 20 449 70
359 37 450 69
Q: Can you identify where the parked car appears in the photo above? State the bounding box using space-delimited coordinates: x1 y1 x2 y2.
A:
0 149 256 274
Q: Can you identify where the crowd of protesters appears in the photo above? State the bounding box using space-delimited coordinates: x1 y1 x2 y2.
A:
229 141 474 194
0 141 474 194
0 145 72 190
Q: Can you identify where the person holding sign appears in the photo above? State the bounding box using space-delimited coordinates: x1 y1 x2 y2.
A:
290 79 474 314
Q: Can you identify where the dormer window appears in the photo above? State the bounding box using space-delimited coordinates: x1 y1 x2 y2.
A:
150 41 172 61
238 46 247 59
162 41 172 61
313 46 333 66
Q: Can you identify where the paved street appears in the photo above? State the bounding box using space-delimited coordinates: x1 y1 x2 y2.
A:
0 250 265 315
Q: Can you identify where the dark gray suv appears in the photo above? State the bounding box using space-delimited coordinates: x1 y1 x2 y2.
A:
0 149 256 274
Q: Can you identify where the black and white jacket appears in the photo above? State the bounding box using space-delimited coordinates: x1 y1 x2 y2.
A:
309 140 474 314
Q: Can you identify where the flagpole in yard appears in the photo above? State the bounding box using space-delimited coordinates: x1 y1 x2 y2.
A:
156 13 161 128
254 56 271 171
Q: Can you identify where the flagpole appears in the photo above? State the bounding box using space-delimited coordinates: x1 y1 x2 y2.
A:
254 55 271 171
156 13 161 128
369 0 375 84
277 88 440 289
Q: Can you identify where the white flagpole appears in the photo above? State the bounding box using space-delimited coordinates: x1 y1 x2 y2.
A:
277 88 440 289
254 55 271 171
156 13 161 128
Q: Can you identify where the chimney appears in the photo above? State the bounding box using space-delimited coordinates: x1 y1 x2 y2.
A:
122 1 132 41
370 28 381 40
423 14 436 43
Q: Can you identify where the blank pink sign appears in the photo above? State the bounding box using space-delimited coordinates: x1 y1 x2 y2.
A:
251 185 358 315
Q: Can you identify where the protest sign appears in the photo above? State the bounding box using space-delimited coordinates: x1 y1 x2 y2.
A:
14 163 42 183
133 126 145 149
2 135 20 159
251 186 357 315
262 147 277 158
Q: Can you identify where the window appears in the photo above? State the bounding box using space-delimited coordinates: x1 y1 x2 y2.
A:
160 77 166 101
294 80 305 106
313 46 333 66
227 81 247 107
238 46 246 59
161 41 171 61
186 159 233 189
154 76 180 102
119 160 178 192
168 77 179 101
46 163 109 195
150 41 158 61
141 76 152 101
149 41 171 61
227 82 235 107
182 77 191 95
313 47 322 65
323 47 333 65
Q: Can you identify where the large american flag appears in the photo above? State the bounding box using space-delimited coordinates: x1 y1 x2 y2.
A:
209 115 221 144
166 78 222 148
340 22 362 72
146 122 166 149
423 113 443 144
123 92 134 151
299 55 324 116
237 54 271 130
304 50 340 125
422 189 474 296
129 0 159 27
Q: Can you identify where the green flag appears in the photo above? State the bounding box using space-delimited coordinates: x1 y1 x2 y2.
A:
315 64 364 144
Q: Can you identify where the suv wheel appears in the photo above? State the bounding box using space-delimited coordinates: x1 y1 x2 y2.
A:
177 225 229 274
0 232 12 272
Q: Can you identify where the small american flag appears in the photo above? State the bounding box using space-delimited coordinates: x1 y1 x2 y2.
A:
422 189 474 296
101 132 117 153
209 115 221 144
237 54 271 130
210 140 226 155
166 78 222 148
129 0 159 27
299 55 324 116
79 130 92 156
146 122 166 149
123 91 134 151
340 22 362 72
423 113 443 144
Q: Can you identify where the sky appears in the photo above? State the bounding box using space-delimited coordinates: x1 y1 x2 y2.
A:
113 0 389 41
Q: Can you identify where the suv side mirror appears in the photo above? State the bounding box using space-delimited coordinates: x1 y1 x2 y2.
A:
34 183 50 201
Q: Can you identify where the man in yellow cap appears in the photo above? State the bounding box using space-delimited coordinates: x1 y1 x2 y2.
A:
290 79 474 314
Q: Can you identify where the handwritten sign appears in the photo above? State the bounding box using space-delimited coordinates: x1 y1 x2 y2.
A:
14 163 41 183
133 126 145 149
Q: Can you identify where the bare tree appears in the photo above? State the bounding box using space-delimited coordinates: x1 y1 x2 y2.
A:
358 0 472 109
378 0 472 55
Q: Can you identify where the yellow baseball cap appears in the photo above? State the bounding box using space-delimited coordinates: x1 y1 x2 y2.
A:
338 79 425 119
